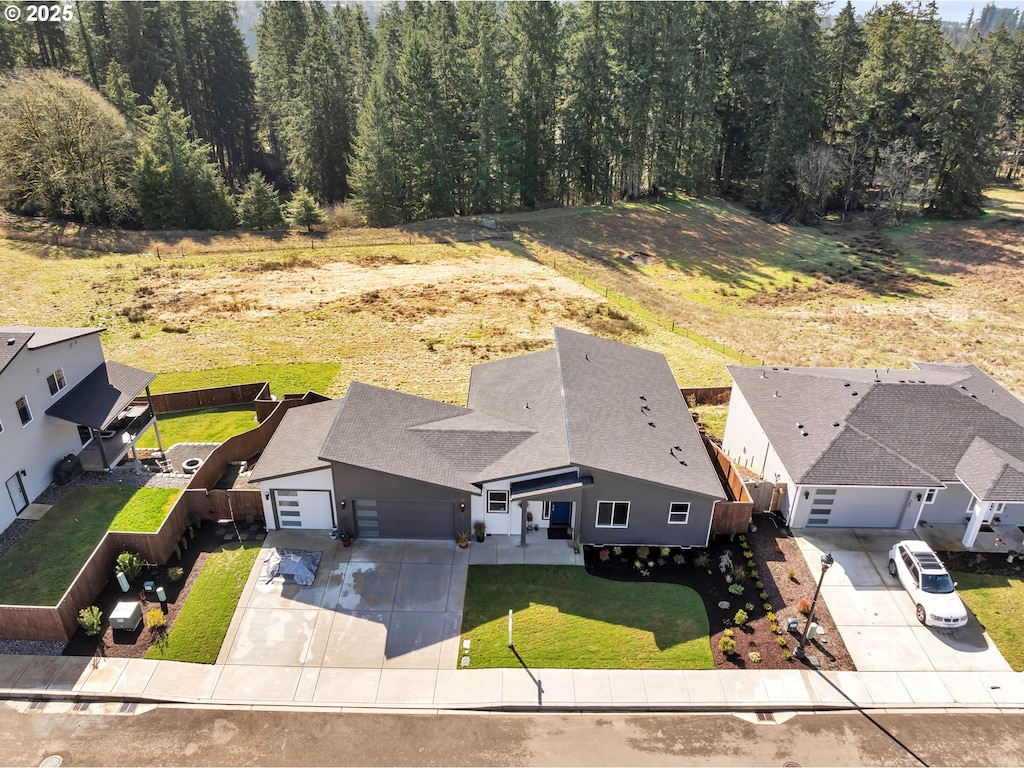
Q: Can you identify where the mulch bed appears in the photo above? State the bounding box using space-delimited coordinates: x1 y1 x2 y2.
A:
584 513 856 671
938 549 1024 579
63 520 263 659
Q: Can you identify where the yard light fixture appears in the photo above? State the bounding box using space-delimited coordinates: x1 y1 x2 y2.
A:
794 551 833 661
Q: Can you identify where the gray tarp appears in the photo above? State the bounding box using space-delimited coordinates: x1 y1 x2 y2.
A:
262 549 322 586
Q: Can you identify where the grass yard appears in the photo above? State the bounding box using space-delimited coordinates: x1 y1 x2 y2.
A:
950 572 1024 672
135 404 257 449
145 540 261 664
461 565 712 669
148 362 341 396
0 487 179 605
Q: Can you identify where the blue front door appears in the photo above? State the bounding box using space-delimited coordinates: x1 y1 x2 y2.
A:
551 502 572 525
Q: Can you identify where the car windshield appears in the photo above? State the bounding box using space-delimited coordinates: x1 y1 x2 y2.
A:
921 573 955 594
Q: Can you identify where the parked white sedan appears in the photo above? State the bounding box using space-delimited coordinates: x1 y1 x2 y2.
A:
887 540 969 628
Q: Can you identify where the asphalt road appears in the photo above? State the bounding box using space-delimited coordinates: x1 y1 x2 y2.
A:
2 704 1023 767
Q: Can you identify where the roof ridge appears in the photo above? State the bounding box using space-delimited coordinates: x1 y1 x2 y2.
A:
812 421 942 486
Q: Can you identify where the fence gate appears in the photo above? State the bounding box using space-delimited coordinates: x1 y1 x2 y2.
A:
745 481 783 512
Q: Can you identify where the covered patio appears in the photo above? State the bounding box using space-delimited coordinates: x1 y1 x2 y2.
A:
45 361 165 472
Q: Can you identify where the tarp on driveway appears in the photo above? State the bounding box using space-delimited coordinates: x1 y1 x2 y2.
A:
262 548 322 586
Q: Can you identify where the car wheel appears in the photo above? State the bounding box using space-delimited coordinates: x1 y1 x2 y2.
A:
888 559 897 577
916 604 927 625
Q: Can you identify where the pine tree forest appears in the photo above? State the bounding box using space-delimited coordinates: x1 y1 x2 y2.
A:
0 0 1022 229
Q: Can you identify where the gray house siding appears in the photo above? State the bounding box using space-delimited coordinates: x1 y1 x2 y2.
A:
577 468 717 548
919 483 975 525
330 463 470 539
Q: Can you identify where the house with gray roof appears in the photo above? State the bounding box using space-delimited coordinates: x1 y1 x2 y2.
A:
251 328 726 547
722 362 1024 546
0 327 162 534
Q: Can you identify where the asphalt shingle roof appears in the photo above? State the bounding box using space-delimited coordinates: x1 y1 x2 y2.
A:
45 361 156 429
0 326 102 349
0 333 32 377
730 362 1024 497
955 438 1024 502
248 400 341 483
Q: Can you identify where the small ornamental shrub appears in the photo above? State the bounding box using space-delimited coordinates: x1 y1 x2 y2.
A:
719 636 737 655
755 580 764 590
744 602 755 612
771 622 782 634
763 602 773 612
115 551 143 582
144 608 166 631
168 566 185 582
787 570 797 582
748 651 762 663
660 546 671 558
723 628 735 638
599 548 610 562
719 551 733 573
647 560 655 568
612 546 623 557
78 606 102 636
728 583 745 595
673 553 686 565
634 560 643 570
636 546 650 560
760 590 770 600
776 636 789 647
782 649 794 661
797 598 813 615
656 558 666 566
751 569 759 579
733 608 749 626
694 552 711 569
765 612 777 623
737 535 748 546
746 559 756 569
742 550 754 560
731 565 747 582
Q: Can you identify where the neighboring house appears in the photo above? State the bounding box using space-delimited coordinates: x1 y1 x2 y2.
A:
0 326 162 534
251 328 726 546
722 362 1024 546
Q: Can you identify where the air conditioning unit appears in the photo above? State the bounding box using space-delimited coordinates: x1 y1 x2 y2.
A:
109 601 142 631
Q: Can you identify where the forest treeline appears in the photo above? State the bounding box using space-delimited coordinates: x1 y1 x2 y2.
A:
0 0 1022 229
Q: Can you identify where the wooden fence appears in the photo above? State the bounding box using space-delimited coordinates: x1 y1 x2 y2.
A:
745 480 785 513
680 386 732 406
705 438 754 535
0 390 329 642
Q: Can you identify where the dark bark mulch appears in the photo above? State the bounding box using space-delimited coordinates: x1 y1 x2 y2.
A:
584 513 856 671
63 520 263 659
938 549 1024 579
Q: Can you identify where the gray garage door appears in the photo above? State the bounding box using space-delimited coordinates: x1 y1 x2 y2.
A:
806 487 906 528
354 499 455 540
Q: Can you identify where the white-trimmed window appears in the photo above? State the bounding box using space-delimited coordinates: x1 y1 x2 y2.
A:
0 418 4 434
487 490 509 513
15 396 32 426
596 500 629 528
923 488 936 504
668 502 690 524
47 368 67 396
542 503 551 520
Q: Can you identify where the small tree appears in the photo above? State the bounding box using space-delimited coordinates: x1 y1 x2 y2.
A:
287 187 325 232
237 172 284 231
115 551 143 582
78 606 103 636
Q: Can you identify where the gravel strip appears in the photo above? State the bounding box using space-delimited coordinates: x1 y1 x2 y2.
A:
0 639 67 656
34 463 189 505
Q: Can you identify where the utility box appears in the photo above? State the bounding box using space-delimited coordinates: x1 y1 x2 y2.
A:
109 601 142 631
786 617 799 632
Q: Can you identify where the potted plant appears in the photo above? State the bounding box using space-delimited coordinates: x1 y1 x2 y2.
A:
473 521 486 542
457 530 470 548
339 530 352 548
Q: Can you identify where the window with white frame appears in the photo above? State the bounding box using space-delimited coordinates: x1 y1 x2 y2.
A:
0 418 4 434
487 490 509 513
668 502 690 524
15 396 32 426
47 368 67 396
596 500 629 528
924 488 936 504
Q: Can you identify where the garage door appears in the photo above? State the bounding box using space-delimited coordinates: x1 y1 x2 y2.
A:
273 489 334 529
354 499 454 539
805 487 907 528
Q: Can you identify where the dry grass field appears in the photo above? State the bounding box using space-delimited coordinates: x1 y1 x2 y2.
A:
2 186 1022 399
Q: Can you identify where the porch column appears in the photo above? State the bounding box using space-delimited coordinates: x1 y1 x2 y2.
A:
93 426 110 470
962 499 984 547
146 386 166 454
519 499 528 548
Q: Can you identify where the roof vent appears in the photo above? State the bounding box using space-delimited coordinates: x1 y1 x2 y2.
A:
5 338 14 346
796 422 803 429
851 391 858 396
678 459 687 466
783 367 790 371
524 402 530 409
772 367 778 371
960 385 968 390
971 394 977 399
647 421 656 428
674 445 681 451
832 421 840 427
639 395 647 401
585 353 590 361
760 370 767 379
801 431 809 436
843 382 850 387
773 390 780 398
641 405 651 414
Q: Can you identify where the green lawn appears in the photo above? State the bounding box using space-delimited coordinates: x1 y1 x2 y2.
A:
0 486 179 605
461 565 712 669
951 571 1024 671
148 363 341 396
136 404 257 449
146 540 261 664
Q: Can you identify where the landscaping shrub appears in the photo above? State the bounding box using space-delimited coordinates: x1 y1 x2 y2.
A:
78 606 102 636
733 608 749 626
144 608 166 631
168 566 185 582
115 551 143 582
718 636 737 655
748 651 762 663
728 583 744 595
797 598 812 615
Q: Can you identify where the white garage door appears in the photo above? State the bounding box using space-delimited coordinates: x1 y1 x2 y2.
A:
273 489 334 529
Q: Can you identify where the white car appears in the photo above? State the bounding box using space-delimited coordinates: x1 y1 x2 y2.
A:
887 540 968 628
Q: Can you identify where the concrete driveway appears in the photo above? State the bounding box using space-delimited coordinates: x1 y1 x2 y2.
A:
795 529 1011 673
218 532 468 672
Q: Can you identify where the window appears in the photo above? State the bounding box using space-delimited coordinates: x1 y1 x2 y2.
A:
541 503 551 521
487 490 509 513
668 502 690 524
46 368 66 396
0 419 3 434
924 488 936 504
15 396 31 426
596 501 629 528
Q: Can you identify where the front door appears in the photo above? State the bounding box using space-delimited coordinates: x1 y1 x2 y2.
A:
5 473 29 515
551 501 572 526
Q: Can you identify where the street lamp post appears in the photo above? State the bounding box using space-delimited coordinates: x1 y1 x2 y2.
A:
794 551 833 660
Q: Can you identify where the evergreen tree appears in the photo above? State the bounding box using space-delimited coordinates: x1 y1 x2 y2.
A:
254 1 310 160
287 187 325 231
134 84 235 229
237 171 284 230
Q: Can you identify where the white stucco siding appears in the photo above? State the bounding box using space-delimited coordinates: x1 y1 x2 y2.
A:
0 334 105 531
791 485 916 528
258 467 334 530
722 385 790 484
